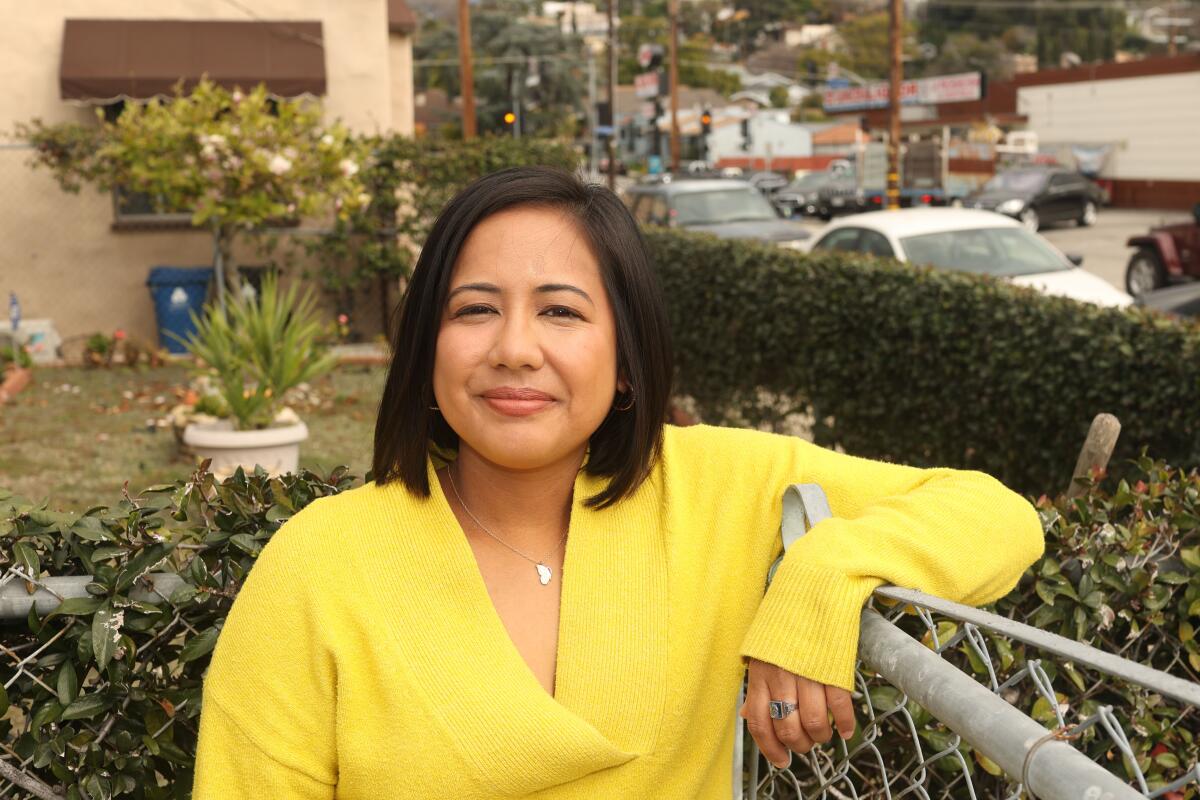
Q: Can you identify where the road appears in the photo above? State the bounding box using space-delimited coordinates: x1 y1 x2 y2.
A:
1039 208 1190 293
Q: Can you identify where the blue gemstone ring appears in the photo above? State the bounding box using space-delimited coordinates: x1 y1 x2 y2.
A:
769 700 797 720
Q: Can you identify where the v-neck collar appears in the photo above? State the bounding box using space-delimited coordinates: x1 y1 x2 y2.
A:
361 458 668 795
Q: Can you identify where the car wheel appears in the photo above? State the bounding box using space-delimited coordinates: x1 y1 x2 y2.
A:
1125 249 1165 297
1079 200 1097 227
1019 207 1040 232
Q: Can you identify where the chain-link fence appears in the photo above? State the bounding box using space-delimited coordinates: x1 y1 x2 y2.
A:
738 484 1200 800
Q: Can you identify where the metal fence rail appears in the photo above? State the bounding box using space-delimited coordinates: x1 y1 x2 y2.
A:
735 484 1200 800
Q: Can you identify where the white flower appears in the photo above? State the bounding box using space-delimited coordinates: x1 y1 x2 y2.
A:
232 90 244 103
320 133 335 146
356 192 372 206
200 143 217 161
268 154 293 175
283 146 298 160
339 158 359 178
286 203 296 214
108 610 124 644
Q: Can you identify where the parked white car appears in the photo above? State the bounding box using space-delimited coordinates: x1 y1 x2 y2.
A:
807 208 1132 307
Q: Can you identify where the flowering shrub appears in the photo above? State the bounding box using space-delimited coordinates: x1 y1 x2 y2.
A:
17 79 367 283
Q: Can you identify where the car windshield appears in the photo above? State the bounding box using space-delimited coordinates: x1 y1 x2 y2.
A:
899 227 1073 277
784 172 830 191
673 188 779 225
983 171 1047 194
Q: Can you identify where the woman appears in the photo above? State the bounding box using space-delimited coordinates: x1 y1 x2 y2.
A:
193 167 1043 799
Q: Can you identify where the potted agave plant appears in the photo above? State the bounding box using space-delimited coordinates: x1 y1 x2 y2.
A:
176 273 338 478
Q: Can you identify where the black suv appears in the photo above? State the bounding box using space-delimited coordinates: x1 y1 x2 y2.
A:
963 166 1103 232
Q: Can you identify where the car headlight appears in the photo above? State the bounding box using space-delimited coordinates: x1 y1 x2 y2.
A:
997 198 1025 214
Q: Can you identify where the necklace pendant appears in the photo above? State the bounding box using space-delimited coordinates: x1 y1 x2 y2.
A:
535 563 553 585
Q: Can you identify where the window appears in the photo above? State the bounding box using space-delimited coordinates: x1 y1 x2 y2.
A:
899 227 1071 277
858 230 895 258
671 188 778 226
105 101 193 228
812 228 862 253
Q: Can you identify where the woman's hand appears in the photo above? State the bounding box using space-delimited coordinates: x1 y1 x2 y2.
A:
739 658 857 769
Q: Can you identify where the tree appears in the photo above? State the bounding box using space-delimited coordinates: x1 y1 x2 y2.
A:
17 80 365 302
413 0 587 138
919 0 1127 69
917 32 1014 82
834 12 917 80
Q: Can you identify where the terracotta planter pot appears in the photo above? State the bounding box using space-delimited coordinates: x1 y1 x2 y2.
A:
0 366 32 404
182 420 309 479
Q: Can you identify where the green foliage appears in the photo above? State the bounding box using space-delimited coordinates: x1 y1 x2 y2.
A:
0 340 33 369
176 274 338 430
19 80 365 232
18 79 368 282
647 229 1200 496
920 0 1126 68
0 467 353 800
413 1 587 138
964 456 1198 791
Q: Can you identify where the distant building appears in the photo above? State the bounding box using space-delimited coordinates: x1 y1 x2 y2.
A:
784 24 842 52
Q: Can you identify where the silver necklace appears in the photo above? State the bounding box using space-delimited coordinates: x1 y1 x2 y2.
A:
446 466 568 586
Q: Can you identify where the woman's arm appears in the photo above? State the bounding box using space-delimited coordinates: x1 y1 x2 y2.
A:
739 438 1045 692
191 508 338 799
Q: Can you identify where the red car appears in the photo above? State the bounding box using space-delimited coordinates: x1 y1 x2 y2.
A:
1125 203 1200 296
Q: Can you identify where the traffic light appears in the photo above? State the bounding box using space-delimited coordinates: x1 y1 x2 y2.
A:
503 111 516 126
700 109 712 136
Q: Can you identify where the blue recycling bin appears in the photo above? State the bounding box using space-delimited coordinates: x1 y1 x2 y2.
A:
146 266 214 354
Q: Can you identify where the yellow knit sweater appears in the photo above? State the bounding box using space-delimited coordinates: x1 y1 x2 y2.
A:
193 424 1043 799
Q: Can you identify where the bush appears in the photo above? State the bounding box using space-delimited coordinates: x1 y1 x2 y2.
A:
0 466 354 800
1002 456 1199 787
647 228 1200 496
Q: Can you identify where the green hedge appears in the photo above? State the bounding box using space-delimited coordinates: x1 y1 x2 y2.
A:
647 229 1200 495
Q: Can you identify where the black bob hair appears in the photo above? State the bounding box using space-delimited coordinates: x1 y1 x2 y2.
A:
371 166 674 509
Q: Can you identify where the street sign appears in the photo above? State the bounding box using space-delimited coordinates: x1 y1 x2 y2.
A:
635 71 661 99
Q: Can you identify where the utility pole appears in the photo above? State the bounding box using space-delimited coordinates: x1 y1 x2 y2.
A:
606 0 616 190
458 0 476 138
588 50 599 177
668 0 681 172
886 0 902 210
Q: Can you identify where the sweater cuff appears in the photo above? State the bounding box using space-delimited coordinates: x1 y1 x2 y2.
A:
739 560 882 691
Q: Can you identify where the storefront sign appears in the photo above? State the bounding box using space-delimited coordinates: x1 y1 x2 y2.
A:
823 72 983 113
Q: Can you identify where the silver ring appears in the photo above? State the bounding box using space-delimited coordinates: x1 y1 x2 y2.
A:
769 700 796 720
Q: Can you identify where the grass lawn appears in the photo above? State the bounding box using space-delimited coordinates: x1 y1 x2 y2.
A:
0 364 386 512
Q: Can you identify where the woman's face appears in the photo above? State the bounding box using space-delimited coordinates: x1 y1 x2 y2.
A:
433 205 622 472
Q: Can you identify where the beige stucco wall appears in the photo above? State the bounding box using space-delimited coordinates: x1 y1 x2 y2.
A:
388 34 416 135
0 0 406 348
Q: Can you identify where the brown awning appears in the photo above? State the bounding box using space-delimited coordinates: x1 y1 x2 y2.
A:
60 19 326 102
388 0 418 35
